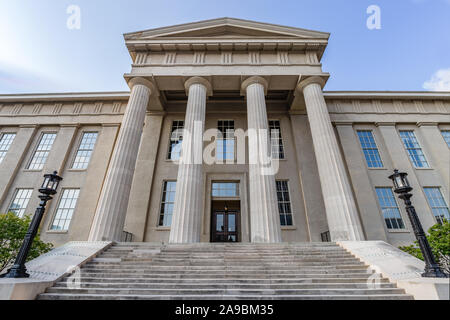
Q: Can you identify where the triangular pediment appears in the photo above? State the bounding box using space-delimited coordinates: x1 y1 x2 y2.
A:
124 17 329 40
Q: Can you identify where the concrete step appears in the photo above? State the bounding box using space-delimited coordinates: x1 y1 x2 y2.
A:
37 293 414 300
44 286 407 296
37 242 412 300
68 272 377 279
54 282 396 289
60 277 389 284
83 264 367 270
78 267 371 274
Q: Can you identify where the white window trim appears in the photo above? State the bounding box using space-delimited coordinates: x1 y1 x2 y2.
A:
70 131 99 171
276 179 295 228
25 131 57 171
47 188 80 233
374 186 409 233
355 129 385 169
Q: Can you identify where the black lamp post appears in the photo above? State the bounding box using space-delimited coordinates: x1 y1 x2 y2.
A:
2 171 62 278
388 169 448 278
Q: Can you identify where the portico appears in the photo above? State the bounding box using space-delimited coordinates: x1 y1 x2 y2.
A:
84 18 368 243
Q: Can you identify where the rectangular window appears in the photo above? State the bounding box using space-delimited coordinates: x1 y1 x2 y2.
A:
375 187 405 230
167 121 184 160
0 133 16 164
269 120 285 159
276 181 293 226
72 132 98 169
50 189 80 231
217 120 235 161
212 182 239 197
441 130 450 148
159 181 176 226
357 130 383 168
423 187 450 224
399 130 429 168
28 133 57 170
8 188 33 218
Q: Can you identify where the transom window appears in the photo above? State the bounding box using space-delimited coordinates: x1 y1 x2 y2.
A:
50 189 80 231
159 181 176 227
441 130 450 148
72 132 98 169
167 121 184 160
357 130 383 168
8 188 33 218
28 133 57 170
276 180 293 226
375 187 405 230
269 120 285 159
212 182 239 197
0 133 16 164
423 187 450 224
399 130 429 168
217 120 235 162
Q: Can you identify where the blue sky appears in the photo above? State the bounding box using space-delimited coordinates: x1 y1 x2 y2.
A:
0 0 449 93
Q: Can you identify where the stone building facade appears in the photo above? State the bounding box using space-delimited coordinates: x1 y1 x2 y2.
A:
0 18 449 248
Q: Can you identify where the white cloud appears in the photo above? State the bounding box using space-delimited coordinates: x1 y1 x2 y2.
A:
423 68 450 91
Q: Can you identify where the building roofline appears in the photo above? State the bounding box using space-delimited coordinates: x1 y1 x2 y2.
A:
0 92 131 102
0 90 449 103
323 91 450 100
123 17 330 39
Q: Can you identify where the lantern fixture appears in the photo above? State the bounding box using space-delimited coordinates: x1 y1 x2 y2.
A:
388 169 448 278
1 171 62 278
388 169 412 194
39 171 62 195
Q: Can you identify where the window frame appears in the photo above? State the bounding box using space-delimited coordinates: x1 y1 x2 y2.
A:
374 187 408 232
216 120 236 163
268 119 286 160
48 188 80 232
8 188 33 218
166 120 184 161
398 130 430 169
158 180 177 227
441 130 450 148
0 132 17 164
211 181 240 199
356 130 384 169
276 180 294 227
423 187 450 224
70 131 99 170
26 131 57 171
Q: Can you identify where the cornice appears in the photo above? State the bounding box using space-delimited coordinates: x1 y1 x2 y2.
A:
123 17 330 40
0 92 130 103
323 91 450 100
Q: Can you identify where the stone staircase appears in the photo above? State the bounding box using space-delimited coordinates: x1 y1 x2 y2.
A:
37 242 413 300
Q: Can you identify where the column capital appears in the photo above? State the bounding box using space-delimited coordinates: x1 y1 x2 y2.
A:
297 76 327 92
184 76 213 96
127 77 157 95
240 76 268 96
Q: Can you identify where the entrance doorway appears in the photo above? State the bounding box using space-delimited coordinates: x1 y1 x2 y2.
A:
211 200 240 242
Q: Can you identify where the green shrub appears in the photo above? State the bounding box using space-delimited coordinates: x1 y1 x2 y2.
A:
399 220 450 274
0 212 53 273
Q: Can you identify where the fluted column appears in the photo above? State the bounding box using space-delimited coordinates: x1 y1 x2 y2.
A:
89 77 153 241
169 77 211 243
298 76 365 241
242 76 282 243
